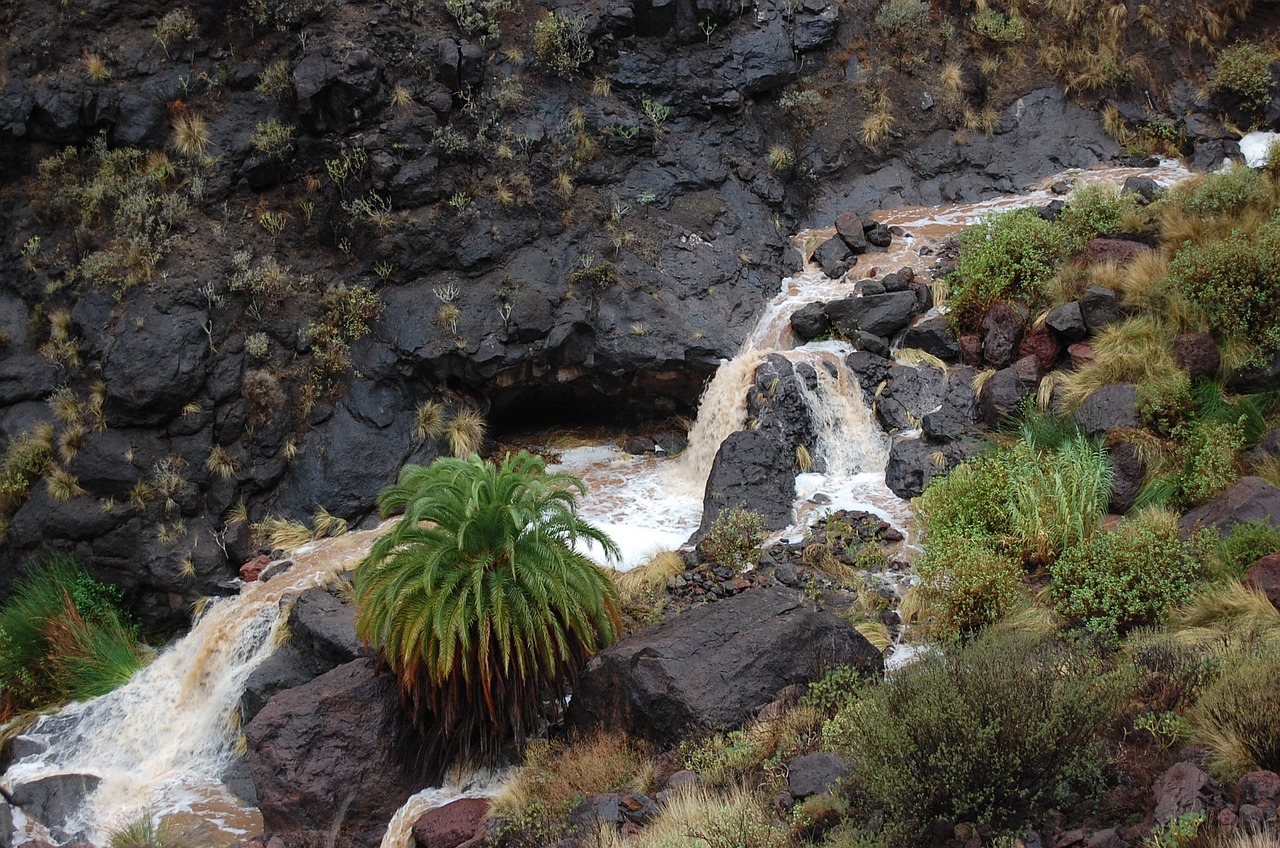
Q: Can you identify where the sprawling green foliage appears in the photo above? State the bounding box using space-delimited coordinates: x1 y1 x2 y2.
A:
355 451 621 778
947 208 1065 329
1210 42 1275 114
1050 507 1197 638
698 506 766 573
825 631 1125 841
1214 520 1280 579
1166 222 1280 365
913 536 1024 634
1055 185 1138 252
0 556 147 716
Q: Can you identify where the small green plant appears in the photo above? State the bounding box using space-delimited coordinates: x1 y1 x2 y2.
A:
1145 810 1205 848
698 507 766 573
767 145 794 172
255 58 293 101
1134 710 1192 748
249 118 296 159
969 8 1026 41
1214 520 1280 579
153 9 198 59
642 98 672 131
912 535 1024 635
1211 41 1274 114
533 11 593 77
873 0 930 38
443 0 513 38
106 808 192 848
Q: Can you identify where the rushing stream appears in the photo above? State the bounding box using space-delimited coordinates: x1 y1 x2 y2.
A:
0 161 1190 848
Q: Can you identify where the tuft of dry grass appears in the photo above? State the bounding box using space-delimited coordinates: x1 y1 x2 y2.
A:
252 516 315 551
1055 316 1183 412
448 406 487 458
171 114 210 157
613 550 684 600
490 732 651 823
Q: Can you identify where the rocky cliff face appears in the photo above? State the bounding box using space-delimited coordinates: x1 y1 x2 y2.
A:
0 0 1138 626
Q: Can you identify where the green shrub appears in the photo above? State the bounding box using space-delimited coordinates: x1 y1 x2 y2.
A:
0 556 147 714
1050 507 1197 638
874 0 930 39
913 535 1024 635
0 424 54 518
249 118 296 159
914 449 1015 547
947 208 1065 329
1056 185 1139 253
1190 647 1280 778
698 507 766 573
1166 222 1280 366
826 631 1124 841
533 12 593 77
1171 166 1269 218
1215 520 1280 579
969 8 1026 41
1210 42 1275 114
1174 418 1243 505
443 0 513 39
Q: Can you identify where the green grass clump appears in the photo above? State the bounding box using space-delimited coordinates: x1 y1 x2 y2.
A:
1050 507 1197 639
107 809 192 848
825 631 1125 842
0 424 54 519
947 208 1065 329
1006 434 1113 565
1213 520 1280 579
698 506 766 573
0 556 148 716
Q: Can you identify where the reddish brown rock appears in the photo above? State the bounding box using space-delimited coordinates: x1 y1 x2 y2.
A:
412 798 489 848
1173 332 1222 378
1152 761 1223 826
1246 554 1280 611
834 212 868 254
1082 237 1153 266
1069 341 1095 369
959 333 983 367
239 553 271 582
1236 770 1280 817
1019 325 1063 372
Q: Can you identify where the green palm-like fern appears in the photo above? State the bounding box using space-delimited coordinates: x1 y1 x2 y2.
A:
355 450 621 778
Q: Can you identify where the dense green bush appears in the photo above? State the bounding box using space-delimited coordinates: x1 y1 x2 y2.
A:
1050 507 1197 638
698 506 766 573
825 631 1125 841
1215 520 1280 579
914 450 1015 547
913 535 1024 634
1056 185 1138 252
1171 166 1270 219
1210 42 1275 114
0 556 147 716
947 208 1065 329
1167 223 1280 366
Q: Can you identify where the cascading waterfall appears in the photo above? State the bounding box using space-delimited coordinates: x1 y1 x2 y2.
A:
1 162 1193 848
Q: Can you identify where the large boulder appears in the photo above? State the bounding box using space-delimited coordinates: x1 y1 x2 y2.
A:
697 429 794 537
7 773 101 842
565 586 883 747
825 292 920 339
1178 477 1280 538
884 434 985 499
978 356 1041 429
246 659 421 848
1152 762 1222 826
1045 301 1088 342
1108 441 1146 515
102 293 209 426
240 588 369 722
1080 285 1122 332
875 363 947 433
899 315 961 362
1245 554 1280 611
980 303 1027 369
1071 383 1142 435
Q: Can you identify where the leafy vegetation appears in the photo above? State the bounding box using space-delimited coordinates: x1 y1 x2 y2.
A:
0 556 148 718
354 451 621 780
697 507 766 573
946 208 1064 329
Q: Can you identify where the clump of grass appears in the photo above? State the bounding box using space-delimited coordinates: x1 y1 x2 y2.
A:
205 445 240 481
1055 316 1185 415
0 424 55 517
613 550 684 600
311 505 348 538
414 400 447 442
171 114 210 157
1006 434 1113 565
0 556 148 716
767 144 794 172
447 406 487 458
252 516 316 551
1190 647 1280 779
106 808 192 848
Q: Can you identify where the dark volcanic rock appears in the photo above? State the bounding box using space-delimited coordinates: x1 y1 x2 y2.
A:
980 303 1027 369
1246 554 1280 611
790 301 830 341
698 429 794 537
921 367 980 443
1227 350 1280 393
1045 301 1088 342
899 315 961 362
1152 762 1221 826
884 434 986 498
979 356 1041 429
1080 286 1123 332
1178 477 1280 538
102 293 208 426
875 363 946 433
825 292 920 339
1071 383 1141 435
565 586 883 747
834 211 868 254
8 773 101 841
845 350 892 407
1108 440 1146 515
813 237 852 279
1121 175 1160 203
786 752 850 799
246 659 419 848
